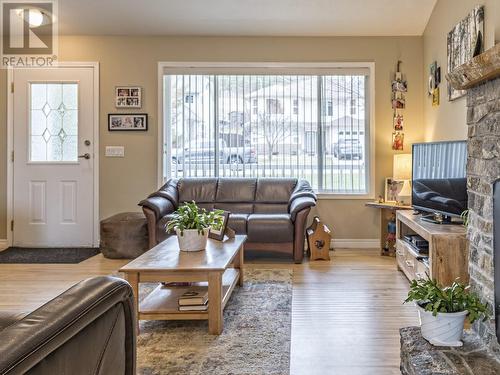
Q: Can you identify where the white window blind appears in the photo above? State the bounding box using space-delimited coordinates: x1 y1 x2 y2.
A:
163 68 370 194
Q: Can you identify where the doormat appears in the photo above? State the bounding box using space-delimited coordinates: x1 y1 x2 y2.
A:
0 247 100 264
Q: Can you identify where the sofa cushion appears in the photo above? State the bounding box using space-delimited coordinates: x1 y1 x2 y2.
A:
255 178 297 203
178 178 218 203
214 203 253 214
247 214 293 243
253 203 288 214
227 213 248 234
216 178 256 202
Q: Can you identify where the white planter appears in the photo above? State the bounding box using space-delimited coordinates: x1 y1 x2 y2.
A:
175 228 209 252
416 303 468 347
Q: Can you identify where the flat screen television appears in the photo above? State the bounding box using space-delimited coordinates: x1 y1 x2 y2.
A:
412 141 467 223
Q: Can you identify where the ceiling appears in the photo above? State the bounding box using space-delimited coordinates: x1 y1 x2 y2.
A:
57 0 437 37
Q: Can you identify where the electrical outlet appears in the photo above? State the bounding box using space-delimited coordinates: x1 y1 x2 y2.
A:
105 146 125 157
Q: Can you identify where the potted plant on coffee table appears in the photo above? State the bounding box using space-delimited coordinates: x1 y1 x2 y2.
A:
404 277 489 347
166 201 224 252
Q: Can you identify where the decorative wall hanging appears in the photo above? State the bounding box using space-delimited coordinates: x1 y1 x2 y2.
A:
115 86 142 108
428 61 441 106
446 5 484 101
391 61 406 150
392 92 405 109
393 114 404 131
432 87 440 107
108 113 148 131
392 132 404 151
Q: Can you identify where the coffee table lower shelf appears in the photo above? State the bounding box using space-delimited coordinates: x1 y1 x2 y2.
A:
138 268 240 321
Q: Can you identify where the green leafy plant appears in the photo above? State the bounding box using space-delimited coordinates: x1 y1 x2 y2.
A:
461 210 469 227
166 201 224 236
404 277 489 323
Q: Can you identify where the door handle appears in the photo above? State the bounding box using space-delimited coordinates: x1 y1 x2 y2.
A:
78 153 91 160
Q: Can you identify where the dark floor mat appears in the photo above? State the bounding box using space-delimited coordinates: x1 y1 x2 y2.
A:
0 247 101 264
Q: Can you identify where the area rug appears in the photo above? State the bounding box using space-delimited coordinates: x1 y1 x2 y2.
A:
137 269 292 375
0 247 100 263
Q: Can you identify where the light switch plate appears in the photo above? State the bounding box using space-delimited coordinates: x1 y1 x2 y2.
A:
105 146 125 157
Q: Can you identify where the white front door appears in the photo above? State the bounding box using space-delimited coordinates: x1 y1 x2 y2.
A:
12 67 97 247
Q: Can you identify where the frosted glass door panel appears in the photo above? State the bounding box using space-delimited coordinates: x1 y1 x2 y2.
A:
30 83 78 162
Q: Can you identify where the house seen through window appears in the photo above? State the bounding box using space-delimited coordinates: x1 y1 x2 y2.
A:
164 72 369 194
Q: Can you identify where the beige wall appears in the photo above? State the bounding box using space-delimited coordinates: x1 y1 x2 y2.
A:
0 36 424 240
423 0 499 141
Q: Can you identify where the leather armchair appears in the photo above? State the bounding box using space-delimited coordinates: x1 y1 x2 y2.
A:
0 276 136 375
140 178 317 263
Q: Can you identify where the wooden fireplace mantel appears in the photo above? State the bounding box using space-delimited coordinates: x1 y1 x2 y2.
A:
446 43 500 90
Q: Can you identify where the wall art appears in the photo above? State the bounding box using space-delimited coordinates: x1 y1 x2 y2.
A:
447 5 484 101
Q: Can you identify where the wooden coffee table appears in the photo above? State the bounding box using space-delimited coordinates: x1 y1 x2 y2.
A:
120 234 246 335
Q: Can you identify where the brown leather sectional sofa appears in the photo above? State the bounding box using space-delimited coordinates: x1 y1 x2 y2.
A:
139 177 317 263
0 276 136 375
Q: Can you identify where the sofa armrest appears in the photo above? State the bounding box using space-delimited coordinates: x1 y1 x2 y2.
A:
152 179 179 208
139 196 175 221
0 276 136 375
289 196 316 222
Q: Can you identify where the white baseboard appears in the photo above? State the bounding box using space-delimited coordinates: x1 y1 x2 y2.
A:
0 239 9 251
330 239 379 249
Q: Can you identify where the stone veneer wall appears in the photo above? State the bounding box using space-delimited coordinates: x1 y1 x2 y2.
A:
466 76 500 357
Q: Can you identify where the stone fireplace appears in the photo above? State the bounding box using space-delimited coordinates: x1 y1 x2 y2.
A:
467 68 500 356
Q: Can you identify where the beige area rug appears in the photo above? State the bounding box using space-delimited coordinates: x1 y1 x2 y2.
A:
137 269 292 375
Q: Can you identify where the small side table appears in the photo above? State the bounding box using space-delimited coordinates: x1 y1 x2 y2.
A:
365 202 412 256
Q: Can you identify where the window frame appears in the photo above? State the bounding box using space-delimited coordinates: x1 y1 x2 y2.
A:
157 62 375 199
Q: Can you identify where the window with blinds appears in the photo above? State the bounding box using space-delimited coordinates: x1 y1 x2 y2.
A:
163 70 371 194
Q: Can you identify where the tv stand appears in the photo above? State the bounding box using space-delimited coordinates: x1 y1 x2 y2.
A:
396 210 468 286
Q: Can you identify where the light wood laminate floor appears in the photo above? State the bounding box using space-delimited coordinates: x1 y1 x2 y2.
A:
0 248 417 374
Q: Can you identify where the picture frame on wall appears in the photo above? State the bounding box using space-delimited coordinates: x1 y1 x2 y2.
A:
384 178 404 203
108 113 148 131
115 86 142 108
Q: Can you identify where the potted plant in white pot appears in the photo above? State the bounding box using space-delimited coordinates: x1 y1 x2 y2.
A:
404 277 489 347
166 201 224 252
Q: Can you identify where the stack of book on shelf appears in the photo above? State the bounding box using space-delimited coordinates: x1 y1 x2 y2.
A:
178 286 209 311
